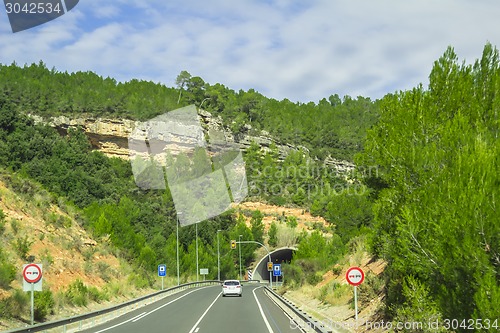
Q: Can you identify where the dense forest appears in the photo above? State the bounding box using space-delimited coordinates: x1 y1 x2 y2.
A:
1 43 499 331
359 44 500 326
0 61 379 161
0 60 371 321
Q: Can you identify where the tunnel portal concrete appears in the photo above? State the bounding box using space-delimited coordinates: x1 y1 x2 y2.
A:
251 247 297 281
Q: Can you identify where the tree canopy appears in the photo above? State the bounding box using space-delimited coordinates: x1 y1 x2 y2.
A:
359 43 500 324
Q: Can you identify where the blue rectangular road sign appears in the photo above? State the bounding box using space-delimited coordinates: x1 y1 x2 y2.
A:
273 264 281 277
158 264 166 277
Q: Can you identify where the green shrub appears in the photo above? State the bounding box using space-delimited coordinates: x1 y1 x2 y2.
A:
83 262 94 275
97 261 112 282
268 222 278 247
65 280 90 307
331 265 342 276
45 213 72 229
128 272 151 289
13 235 33 260
64 280 108 307
358 272 383 305
319 285 329 303
283 264 305 288
392 276 446 332
33 191 52 209
0 259 16 288
286 216 298 228
34 290 55 321
10 218 19 234
318 281 351 306
104 281 126 297
1 289 29 318
40 249 54 270
82 248 95 261
88 285 108 303
0 209 5 234
306 272 323 286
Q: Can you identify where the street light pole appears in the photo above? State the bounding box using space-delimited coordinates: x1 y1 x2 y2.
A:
238 240 273 288
176 213 181 286
199 98 210 109
217 230 222 281
239 234 243 281
196 223 199 282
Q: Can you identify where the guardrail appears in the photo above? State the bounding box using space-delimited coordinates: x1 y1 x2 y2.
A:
4 280 221 333
264 286 332 333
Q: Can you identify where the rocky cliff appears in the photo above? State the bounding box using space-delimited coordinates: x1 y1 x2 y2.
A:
30 109 354 174
30 110 308 159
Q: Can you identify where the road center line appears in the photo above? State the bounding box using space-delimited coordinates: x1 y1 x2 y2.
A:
253 287 275 333
187 292 221 333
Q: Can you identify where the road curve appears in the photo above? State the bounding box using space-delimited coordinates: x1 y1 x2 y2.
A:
80 284 299 333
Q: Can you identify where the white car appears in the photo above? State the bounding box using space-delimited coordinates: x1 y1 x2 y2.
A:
221 280 242 297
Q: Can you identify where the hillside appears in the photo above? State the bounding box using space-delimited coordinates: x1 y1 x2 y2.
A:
234 201 387 332
0 62 379 162
2 44 499 331
236 201 328 232
0 173 157 330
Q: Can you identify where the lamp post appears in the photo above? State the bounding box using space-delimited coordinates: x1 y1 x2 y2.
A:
238 240 273 288
196 222 199 282
176 212 182 286
199 98 210 109
238 234 243 281
217 230 222 281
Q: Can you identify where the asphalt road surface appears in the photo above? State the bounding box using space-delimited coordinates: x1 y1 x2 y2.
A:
80 284 300 333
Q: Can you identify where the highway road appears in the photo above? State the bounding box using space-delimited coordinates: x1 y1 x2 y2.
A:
80 284 300 333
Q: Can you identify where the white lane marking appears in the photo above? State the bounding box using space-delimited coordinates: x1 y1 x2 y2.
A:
194 328 200 332
265 290 307 333
93 312 146 333
252 287 275 333
132 287 212 322
131 311 149 322
187 292 221 333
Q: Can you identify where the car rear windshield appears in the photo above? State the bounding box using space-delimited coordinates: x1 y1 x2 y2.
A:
224 281 240 286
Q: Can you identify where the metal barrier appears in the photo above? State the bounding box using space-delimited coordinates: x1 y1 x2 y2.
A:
4 281 221 333
264 286 332 333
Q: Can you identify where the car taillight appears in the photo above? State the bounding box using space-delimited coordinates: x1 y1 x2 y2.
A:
223 286 227 288
236 285 240 288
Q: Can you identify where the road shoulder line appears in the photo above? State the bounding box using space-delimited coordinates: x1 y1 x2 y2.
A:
252 286 275 333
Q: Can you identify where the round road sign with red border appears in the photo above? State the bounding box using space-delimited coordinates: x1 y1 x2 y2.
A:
346 266 364 286
23 264 42 283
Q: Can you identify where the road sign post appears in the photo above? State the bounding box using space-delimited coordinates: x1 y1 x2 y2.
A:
346 267 365 322
200 268 208 281
158 264 166 290
273 264 281 287
23 264 42 325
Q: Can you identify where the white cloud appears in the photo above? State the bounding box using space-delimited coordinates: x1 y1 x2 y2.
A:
1 0 500 102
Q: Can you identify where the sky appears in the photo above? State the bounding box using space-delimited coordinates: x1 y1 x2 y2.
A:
1 0 500 103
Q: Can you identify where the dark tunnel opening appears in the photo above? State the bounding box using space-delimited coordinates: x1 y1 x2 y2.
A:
251 247 296 282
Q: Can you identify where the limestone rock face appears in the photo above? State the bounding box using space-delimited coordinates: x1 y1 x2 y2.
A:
31 110 308 159
30 109 354 174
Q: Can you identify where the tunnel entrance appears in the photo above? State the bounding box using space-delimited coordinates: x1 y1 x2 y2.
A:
251 247 296 282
